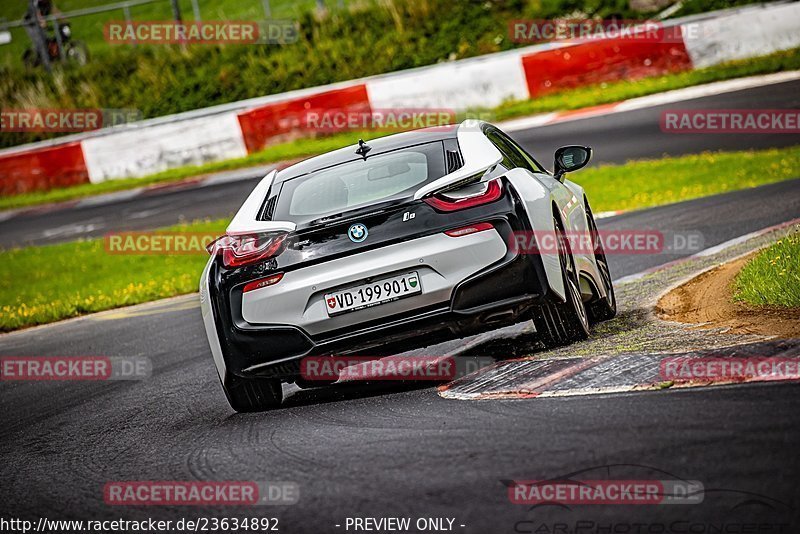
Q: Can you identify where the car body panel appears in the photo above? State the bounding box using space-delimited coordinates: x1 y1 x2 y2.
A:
413 120 503 199
240 228 507 334
226 170 297 235
504 168 566 301
200 258 226 381
562 178 605 300
200 120 611 389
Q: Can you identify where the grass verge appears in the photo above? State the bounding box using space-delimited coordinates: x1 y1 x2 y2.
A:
578 146 800 213
733 230 800 308
1 47 798 212
489 47 800 121
2 145 799 331
0 219 227 332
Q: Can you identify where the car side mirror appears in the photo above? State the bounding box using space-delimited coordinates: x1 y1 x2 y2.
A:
554 145 592 181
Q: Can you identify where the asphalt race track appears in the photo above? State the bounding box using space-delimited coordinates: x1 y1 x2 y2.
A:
510 76 800 165
2 78 799 249
1 78 800 531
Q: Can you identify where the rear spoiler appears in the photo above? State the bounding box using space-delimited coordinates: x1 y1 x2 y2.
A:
226 170 297 235
413 120 503 200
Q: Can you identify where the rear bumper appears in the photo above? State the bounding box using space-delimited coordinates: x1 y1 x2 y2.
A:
239 228 507 336
202 217 552 380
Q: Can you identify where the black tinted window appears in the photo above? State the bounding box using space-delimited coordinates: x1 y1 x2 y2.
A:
273 142 446 225
501 132 547 173
487 128 546 173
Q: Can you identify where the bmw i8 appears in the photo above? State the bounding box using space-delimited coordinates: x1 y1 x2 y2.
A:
200 120 615 411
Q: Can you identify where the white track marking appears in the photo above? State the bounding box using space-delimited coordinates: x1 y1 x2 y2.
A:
500 70 800 133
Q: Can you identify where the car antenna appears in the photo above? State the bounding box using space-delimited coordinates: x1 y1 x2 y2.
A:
355 139 371 159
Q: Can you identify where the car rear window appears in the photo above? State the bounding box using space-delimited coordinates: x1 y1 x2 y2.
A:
273 142 446 225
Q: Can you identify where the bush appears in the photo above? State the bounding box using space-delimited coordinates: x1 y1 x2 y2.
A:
0 0 764 149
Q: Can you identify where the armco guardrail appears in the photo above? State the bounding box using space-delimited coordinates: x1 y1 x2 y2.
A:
2 1 799 195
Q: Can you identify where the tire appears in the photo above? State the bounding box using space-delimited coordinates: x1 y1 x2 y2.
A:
532 214 590 348
584 201 616 323
221 373 282 413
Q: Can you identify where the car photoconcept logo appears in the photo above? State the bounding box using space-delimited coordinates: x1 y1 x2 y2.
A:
348 223 368 243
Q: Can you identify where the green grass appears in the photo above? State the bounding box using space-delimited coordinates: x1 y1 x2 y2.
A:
0 218 227 331
0 0 768 67
0 0 318 65
2 47 798 212
733 230 800 308
0 0 778 151
2 145 799 331
488 47 800 121
576 146 800 213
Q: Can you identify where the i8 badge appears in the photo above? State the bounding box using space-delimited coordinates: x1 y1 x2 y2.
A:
348 223 368 243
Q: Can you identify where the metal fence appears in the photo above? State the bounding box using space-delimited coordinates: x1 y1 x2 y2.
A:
0 0 331 70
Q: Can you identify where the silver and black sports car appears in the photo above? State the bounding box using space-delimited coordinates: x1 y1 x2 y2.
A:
200 120 615 411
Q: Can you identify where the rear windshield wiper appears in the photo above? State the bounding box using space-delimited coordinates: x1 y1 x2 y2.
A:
307 199 405 226
308 213 344 225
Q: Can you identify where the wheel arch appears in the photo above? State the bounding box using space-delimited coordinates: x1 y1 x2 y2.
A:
504 168 567 302
579 194 610 302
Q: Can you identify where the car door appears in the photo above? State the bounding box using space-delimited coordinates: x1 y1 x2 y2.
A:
488 127 601 301
486 127 583 230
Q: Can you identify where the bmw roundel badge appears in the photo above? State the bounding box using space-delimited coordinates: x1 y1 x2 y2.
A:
348 223 368 243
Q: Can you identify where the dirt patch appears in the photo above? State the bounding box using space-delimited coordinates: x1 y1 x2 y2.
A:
656 252 800 338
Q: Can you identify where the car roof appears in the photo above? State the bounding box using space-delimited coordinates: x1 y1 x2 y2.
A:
274 126 460 184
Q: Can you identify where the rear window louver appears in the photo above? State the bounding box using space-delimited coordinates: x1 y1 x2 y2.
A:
446 149 464 174
261 195 277 221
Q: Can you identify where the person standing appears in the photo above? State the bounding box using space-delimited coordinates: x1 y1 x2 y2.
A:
23 0 52 70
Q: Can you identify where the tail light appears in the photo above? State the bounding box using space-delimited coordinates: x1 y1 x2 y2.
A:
206 233 287 268
243 273 284 293
424 179 502 212
445 222 494 237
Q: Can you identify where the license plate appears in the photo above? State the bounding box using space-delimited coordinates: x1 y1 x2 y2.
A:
324 271 421 316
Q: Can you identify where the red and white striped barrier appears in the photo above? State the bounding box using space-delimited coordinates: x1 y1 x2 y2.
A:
1 2 798 196
0 142 88 195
